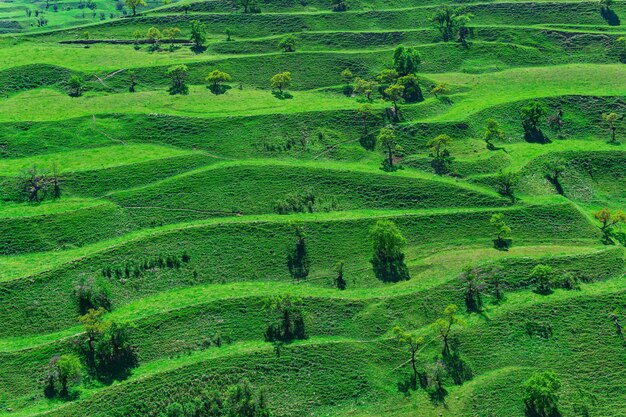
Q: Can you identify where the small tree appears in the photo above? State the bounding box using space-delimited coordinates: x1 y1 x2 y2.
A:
434 304 463 356
494 169 518 202
67 75 85 97
239 0 258 13
432 5 456 42
124 0 146 16
225 28 232 41
190 20 206 51
545 158 566 195
146 27 162 50
354 77 375 101
430 82 449 98
21 165 51 202
162 26 181 50
520 100 548 142
392 45 421 76
370 219 410 282
522 371 561 417
128 69 137 92
278 34 296 52
166 64 189 95
331 0 347 12
46 354 81 397
427 134 454 175
205 69 232 94
334 261 347 290
287 224 309 280
602 112 621 143
264 294 306 342
376 69 399 90
593 207 626 244
483 118 505 150
377 127 401 171
460 265 484 312
392 325 424 387
270 71 292 94
546 109 564 137
530 264 555 295
490 212 511 250
341 68 353 94
384 83 404 116
455 12 473 46
225 379 271 416
74 275 111 314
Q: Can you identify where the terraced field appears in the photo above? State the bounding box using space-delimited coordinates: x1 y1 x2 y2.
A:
1 0 625 416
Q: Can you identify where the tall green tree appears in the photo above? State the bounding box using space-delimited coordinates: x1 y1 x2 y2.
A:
166 64 189 95
392 45 421 76
370 219 410 282
124 0 146 16
377 127 401 171
190 20 206 51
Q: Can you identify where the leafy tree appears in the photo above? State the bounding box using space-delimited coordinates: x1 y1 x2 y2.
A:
397 74 423 102
274 188 316 214
225 379 271 417
225 28 233 41
128 69 137 92
124 0 146 16
162 26 181 49
490 212 511 250
331 0 347 12
433 304 463 356
67 74 85 97
287 224 309 280
341 67 353 94
455 12 473 45
393 325 424 387
264 294 306 342
384 83 404 116
190 20 206 51
334 261 346 290
146 27 162 50
392 45 421 76
522 371 561 417
278 34 296 52
430 82 449 98
486 266 505 303
544 158 566 195
20 164 61 202
616 36 626 63
460 265 484 312
602 112 622 143
376 68 399 89
377 127 401 171
521 100 548 142
206 69 232 94
166 64 189 95
483 118 505 150
593 207 626 244
432 5 456 41
45 354 81 397
494 169 518 202
530 264 555 295
239 0 259 13
270 71 292 94
427 134 454 175
546 109 564 137
74 275 111 314
78 307 108 371
354 77 375 101
370 219 410 282
425 360 447 400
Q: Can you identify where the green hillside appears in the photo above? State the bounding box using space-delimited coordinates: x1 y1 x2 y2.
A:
1 0 625 416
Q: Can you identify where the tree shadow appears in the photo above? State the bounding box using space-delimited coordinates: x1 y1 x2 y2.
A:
208 84 232 95
272 91 293 100
524 129 550 143
190 45 207 54
601 8 621 26
359 133 376 151
545 175 564 196
493 238 512 251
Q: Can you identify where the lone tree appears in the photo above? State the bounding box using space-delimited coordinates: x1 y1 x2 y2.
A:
544 158 566 195
522 371 562 417
20 164 61 202
377 126 401 171
602 112 622 143
427 134 454 175
392 45 421 76
124 0 146 16
45 354 81 397
206 69 232 94
383 83 404 117
460 265 485 312
278 34 296 52
264 294 306 342
270 71 292 94
430 82 450 98
67 74 85 97
494 169 518 202
128 69 137 92
490 212 512 250
166 64 189 95
354 77 375 101
434 304 463 356
341 67 353 94
392 325 424 387
483 118 506 150
287 224 310 280
593 207 626 244
370 219 410 282
334 260 346 290
530 264 555 295
190 20 206 51
521 100 548 142
146 27 162 50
